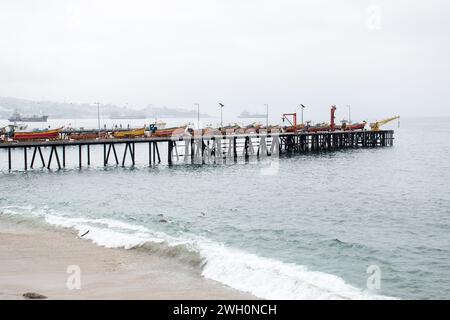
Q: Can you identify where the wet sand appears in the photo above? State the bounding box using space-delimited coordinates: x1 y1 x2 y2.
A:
0 217 256 300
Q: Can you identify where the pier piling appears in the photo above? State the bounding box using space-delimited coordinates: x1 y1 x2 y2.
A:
0 130 394 171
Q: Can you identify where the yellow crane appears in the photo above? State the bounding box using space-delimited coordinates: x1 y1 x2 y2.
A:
370 116 400 131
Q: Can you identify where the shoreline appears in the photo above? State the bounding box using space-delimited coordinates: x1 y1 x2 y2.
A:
0 216 257 300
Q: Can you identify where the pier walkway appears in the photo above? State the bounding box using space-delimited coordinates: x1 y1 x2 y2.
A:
0 130 394 171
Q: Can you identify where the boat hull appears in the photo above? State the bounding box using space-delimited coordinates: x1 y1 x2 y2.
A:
151 126 188 138
112 128 145 138
14 128 61 140
307 126 330 133
69 132 106 140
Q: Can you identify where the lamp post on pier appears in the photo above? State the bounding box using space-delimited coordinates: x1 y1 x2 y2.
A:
195 103 200 129
299 104 306 125
94 102 101 136
219 103 224 128
347 105 351 124
264 104 269 128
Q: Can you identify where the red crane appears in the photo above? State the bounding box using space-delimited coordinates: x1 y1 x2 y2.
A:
330 105 337 132
282 113 297 130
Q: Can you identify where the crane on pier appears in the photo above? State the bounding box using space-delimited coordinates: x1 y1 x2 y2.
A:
370 116 400 131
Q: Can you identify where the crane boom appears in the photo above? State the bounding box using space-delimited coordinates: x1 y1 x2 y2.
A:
370 116 400 131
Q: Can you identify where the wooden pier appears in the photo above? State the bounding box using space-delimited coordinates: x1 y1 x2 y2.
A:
0 130 394 171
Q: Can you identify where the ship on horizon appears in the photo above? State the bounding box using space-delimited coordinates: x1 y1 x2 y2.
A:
238 110 267 119
8 111 48 122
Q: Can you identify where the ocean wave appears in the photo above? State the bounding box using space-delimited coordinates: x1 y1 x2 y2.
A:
1 205 395 300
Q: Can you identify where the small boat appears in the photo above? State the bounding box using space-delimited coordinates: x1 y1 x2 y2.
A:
202 126 223 136
68 132 106 140
284 124 305 133
307 123 330 133
151 126 188 138
338 122 366 131
220 124 240 135
238 122 262 134
112 127 145 138
260 125 282 134
14 127 62 140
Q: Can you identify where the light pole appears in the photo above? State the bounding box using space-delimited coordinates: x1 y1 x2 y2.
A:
264 104 269 128
94 102 101 135
195 103 200 129
299 104 306 125
347 105 351 124
219 103 224 128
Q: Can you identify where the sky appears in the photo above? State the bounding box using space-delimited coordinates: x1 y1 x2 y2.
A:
0 0 449 121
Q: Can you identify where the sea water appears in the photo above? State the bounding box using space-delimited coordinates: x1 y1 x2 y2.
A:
0 117 449 299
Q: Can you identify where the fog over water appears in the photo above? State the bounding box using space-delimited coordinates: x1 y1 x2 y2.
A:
1 0 449 119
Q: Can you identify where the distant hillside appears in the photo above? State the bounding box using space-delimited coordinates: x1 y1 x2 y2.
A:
0 97 210 119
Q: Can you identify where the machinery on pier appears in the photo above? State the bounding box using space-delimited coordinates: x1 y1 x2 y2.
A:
282 112 305 132
370 116 400 131
330 105 337 131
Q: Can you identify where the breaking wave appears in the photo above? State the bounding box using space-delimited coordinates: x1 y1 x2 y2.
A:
1 205 395 300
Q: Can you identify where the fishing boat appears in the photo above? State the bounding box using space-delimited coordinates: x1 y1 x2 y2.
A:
235 122 261 134
13 127 62 140
284 124 305 133
151 126 188 138
201 126 226 136
338 122 366 131
68 132 107 140
220 124 240 135
260 125 282 134
307 123 330 133
112 127 145 138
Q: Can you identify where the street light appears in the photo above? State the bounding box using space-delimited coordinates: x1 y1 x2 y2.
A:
264 104 269 128
94 102 101 135
347 105 351 124
219 103 224 128
299 104 306 125
195 103 200 129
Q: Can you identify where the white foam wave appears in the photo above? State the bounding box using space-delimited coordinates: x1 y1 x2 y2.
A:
1 205 395 300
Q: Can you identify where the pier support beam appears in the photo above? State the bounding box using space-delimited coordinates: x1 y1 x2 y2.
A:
168 141 173 166
8 148 11 171
30 146 46 169
78 145 82 168
87 145 91 165
62 146 66 168
47 146 61 170
104 143 119 166
121 143 135 166
24 148 27 171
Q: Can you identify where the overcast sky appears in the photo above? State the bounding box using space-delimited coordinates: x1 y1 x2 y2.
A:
1 0 449 120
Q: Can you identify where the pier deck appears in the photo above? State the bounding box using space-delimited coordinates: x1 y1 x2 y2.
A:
0 130 394 171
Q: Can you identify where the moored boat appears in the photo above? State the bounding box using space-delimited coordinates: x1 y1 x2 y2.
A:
112 127 145 138
338 122 366 131
284 124 305 133
307 123 330 133
151 126 188 138
13 127 62 140
68 132 107 140
220 124 240 135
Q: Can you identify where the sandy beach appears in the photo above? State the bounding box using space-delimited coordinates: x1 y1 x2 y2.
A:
0 217 256 300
